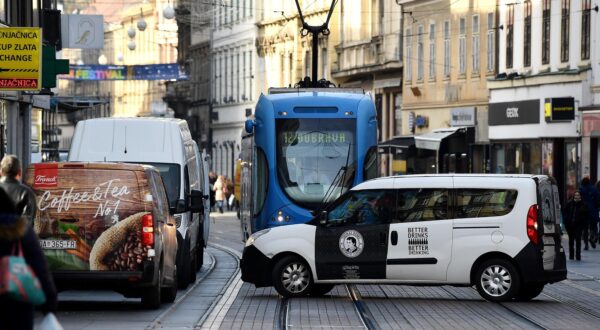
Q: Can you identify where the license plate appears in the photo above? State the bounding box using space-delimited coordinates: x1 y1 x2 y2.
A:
40 239 77 250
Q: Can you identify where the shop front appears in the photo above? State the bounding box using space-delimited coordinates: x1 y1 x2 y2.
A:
489 97 580 203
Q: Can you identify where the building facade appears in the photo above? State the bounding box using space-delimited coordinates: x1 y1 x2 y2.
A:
490 0 598 202
211 1 259 178
400 0 496 174
332 0 403 176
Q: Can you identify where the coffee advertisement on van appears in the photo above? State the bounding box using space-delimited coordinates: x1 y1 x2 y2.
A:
27 163 152 272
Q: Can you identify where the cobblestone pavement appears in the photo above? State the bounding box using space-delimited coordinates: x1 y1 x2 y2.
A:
212 214 600 330
30 213 600 329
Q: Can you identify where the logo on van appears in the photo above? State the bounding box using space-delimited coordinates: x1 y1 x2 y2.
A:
339 230 364 258
33 164 58 188
408 227 429 255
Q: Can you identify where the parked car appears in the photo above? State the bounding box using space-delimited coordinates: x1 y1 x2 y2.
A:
26 162 179 308
68 117 209 288
241 174 567 302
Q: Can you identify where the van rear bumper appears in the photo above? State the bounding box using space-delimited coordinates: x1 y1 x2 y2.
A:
53 260 157 293
514 242 567 284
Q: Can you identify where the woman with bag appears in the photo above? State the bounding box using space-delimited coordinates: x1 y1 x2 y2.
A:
0 188 57 330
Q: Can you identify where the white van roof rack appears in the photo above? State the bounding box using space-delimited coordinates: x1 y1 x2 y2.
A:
268 87 364 95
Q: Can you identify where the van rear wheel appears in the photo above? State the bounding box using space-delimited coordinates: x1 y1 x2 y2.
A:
475 259 520 302
272 256 313 298
515 283 544 301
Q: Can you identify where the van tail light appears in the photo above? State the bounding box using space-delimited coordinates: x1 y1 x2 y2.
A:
142 214 154 246
527 205 539 245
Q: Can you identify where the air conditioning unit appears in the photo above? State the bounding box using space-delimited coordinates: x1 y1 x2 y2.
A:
229 96 234 102
223 96 228 103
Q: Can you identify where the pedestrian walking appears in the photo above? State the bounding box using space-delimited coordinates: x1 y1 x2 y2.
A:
563 191 588 260
214 175 225 214
579 177 600 250
0 155 37 223
0 188 57 330
208 171 217 210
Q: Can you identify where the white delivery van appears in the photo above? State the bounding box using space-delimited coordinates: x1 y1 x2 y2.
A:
241 174 567 302
69 118 210 288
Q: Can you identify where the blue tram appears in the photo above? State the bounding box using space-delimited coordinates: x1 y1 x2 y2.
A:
240 88 378 240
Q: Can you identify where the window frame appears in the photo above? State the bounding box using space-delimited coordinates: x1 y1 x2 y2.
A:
429 22 436 80
252 146 269 217
542 0 551 65
455 188 519 219
523 0 532 67
394 188 450 223
472 15 480 73
506 4 514 69
443 20 450 77
486 12 494 73
405 28 413 81
459 17 466 75
581 0 591 60
560 0 570 63
417 25 424 81
324 189 397 227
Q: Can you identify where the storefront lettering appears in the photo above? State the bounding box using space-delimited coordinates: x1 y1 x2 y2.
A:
38 179 130 218
506 107 519 118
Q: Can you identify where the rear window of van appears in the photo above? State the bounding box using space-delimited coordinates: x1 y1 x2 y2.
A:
455 189 518 218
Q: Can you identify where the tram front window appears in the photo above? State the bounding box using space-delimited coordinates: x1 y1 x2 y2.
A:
276 118 356 210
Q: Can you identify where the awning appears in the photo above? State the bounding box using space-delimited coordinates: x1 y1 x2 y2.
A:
378 136 414 154
414 127 465 151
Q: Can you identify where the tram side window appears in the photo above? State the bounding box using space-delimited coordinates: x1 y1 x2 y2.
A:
363 146 378 180
395 189 449 222
327 190 395 226
455 189 518 219
253 147 268 215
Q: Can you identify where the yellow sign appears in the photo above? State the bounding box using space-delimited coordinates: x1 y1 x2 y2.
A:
0 27 42 91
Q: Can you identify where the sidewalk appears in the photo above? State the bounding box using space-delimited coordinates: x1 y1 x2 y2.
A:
563 236 600 280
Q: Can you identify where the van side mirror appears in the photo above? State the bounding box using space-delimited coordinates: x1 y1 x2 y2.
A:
189 189 204 213
170 199 187 215
319 211 328 225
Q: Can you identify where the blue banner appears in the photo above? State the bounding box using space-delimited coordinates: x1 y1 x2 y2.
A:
60 63 188 81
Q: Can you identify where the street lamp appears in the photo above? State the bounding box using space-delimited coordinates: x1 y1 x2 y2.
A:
137 8 147 31
163 1 175 20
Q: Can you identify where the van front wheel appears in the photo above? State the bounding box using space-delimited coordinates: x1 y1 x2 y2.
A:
272 256 313 298
475 259 520 302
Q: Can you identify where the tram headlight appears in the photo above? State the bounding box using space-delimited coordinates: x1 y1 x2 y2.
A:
275 210 290 223
246 228 271 247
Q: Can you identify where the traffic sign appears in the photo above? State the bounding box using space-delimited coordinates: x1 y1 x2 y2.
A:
0 27 42 91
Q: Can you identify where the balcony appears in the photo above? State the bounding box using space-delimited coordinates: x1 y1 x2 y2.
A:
332 36 402 80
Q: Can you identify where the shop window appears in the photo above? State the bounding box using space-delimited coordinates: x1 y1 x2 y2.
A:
396 189 449 222
456 189 518 219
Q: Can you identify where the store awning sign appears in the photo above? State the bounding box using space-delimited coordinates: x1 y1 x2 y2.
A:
60 64 187 81
545 97 575 122
489 99 540 125
0 27 42 91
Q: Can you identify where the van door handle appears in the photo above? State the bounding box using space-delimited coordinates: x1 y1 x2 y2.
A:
380 232 387 246
391 231 398 246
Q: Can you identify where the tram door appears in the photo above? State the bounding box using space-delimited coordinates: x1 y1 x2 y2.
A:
240 135 253 240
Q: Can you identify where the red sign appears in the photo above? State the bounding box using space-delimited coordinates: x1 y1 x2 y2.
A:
33 163 58 188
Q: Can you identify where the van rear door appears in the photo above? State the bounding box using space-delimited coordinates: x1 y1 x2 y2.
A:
28 163 146 272
535 176 562 271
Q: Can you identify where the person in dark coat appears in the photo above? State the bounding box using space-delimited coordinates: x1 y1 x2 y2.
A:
0 155 37 223
563 191 588 260
0 188 57 330
579 177 600 250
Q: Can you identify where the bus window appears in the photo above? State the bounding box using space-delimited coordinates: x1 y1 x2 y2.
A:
363 146 378 180
253 147 268 216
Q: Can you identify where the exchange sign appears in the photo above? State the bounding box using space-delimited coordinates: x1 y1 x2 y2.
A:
0 27 42 91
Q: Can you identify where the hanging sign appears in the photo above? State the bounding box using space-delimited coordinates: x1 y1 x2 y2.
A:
0 27 42 91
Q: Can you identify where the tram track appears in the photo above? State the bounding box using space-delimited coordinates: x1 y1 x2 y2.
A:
146 251 217 329
147 244 241 329
440 286 549 330
346 284 380 330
